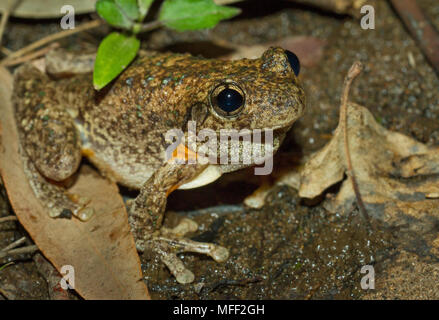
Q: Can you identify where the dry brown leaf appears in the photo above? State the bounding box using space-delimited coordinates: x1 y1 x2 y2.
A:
287 0 369 17
0 67 150 300
396 147 439 178
221 36 327 68
0 0 97 18
299 103 439 225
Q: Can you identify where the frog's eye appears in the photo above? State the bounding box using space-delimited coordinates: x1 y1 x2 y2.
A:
209 82 245 118
285 50 300 76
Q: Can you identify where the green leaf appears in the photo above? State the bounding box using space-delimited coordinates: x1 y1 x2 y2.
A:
138 0 154 20
93 32 140 90
96 0 133 29
159 0 241 32
115 0 140 20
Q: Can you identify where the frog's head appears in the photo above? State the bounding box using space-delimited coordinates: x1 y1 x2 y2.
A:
192 47 305 135
177 47 305 187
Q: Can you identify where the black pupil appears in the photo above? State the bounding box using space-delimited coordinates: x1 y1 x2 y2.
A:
285 50 300 76
216 88 243 113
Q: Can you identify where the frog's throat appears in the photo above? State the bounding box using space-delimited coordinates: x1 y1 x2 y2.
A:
178 126 288 190
178 165 222 190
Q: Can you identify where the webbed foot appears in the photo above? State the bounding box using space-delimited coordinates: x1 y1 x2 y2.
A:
139 218 229 284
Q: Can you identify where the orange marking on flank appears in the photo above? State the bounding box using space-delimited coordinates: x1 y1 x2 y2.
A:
169 144 197 163
81 148 95 158
166 184 181 197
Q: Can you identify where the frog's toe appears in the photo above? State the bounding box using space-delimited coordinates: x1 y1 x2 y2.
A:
160 237 229 263
75 207 95 221
66 193 94 221
48 207 64 218
148 235 229 284
160 217 229 262
210 245 229 263
45 192 94 221
162 217 198 237
159 251 195 284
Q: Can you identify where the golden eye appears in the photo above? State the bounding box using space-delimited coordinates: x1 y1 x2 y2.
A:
209 82 245 118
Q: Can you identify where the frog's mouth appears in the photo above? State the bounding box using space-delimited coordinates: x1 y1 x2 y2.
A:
178 165 223 190
178 126 290 190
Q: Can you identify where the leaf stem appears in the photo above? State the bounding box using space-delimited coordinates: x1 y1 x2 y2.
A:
339 61 372 229
2 42 60 67
0 245 38 259
0 0 18 48
0 236 26 252
0 216 17 223
139 20 164 33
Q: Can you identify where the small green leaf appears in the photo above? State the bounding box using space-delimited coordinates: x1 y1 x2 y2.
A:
138 0 154 20
115 0 140 20
96 0 133 29
159 0 241 32
93 32 140 90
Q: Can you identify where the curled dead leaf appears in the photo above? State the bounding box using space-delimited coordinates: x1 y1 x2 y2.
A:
299 103 439 225
221 36 327 68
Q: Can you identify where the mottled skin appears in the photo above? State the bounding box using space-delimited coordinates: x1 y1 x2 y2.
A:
12 47 305 283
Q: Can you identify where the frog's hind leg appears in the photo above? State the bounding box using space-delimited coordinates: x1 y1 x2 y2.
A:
13 64 82 182
152 219 229 284
13 64 93 221
129 161 229 284
21 151 94 221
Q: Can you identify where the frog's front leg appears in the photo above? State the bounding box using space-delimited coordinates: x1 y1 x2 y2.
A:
128 161 229 284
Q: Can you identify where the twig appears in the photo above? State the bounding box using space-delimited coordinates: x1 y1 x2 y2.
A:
206 277 262 293
0 236 26 252
1 46 12 55
0 261 14 272
0 287 11 299
0 0 18 47
304 283 321 300
33 253 72 300
0 216 17 223
339 61 372 228
0 245 38 259
0 19 103 66
2 42 60 67
389 0 439 76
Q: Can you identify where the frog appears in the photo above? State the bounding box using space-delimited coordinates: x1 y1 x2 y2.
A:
12 47 305 284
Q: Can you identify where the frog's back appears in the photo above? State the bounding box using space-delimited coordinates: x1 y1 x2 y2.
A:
75 52 214 188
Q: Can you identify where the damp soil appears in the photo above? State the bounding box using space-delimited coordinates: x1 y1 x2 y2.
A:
1 0 439 300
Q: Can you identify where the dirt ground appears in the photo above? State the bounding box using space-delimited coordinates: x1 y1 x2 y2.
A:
1 0 439 299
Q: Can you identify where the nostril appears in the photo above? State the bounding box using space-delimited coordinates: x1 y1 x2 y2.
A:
285 50 300 76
